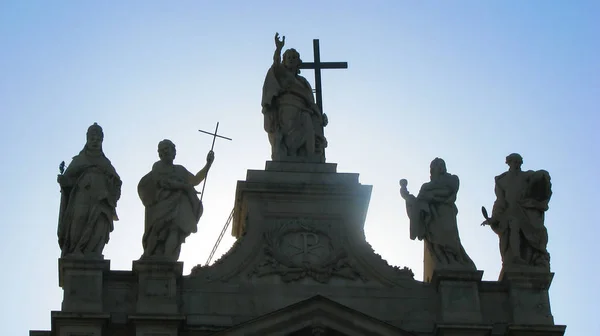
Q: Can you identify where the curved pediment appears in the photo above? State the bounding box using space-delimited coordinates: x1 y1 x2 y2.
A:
182 163 435 334
188 162 418 288
188 215 419 289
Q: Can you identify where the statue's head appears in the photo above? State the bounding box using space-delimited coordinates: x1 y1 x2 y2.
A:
86 122 104 151
430 157 447 179
282 48 302 74
158 139 176 163
505 153 523 171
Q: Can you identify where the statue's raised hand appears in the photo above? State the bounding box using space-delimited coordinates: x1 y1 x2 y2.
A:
275 32 285 50
399 179 411 199
206 150 215 165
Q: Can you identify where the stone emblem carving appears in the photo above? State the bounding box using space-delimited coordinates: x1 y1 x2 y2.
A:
249 218 365 283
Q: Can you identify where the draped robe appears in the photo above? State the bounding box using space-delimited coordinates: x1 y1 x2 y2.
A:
405 173 475 270
261 63 327 162
491 169 552 269
138 161 203 261
57 148 121 258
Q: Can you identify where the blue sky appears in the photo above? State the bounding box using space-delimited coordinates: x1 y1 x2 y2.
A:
1 1 598 334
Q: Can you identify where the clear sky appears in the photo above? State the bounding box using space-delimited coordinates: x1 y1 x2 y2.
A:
1 1 598 335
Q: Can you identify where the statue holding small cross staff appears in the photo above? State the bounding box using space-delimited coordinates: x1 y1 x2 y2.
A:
137 123 231 262
261 32 347 163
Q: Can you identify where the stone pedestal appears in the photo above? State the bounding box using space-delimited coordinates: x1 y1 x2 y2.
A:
58 258 110 312
231 161 371 239
130 259 185 336
133 260 183 315
432 270 492 336
51 311 109 336
228 161 372 284
501 271 560 327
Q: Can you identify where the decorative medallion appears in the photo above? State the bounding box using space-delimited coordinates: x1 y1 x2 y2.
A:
249 218 365 283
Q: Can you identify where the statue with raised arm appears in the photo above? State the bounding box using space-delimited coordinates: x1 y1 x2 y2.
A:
57 123 122 259
138 139 215 262
261 32 328 163
399 158 476 278
482 153 552 272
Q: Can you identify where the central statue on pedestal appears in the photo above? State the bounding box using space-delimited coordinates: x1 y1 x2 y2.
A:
261 33 329 163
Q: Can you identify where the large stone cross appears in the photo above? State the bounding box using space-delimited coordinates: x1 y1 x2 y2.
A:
299 39 348 114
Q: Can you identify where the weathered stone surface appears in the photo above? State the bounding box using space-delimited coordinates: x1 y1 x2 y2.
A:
506 324 567 336
432 270 485 324
59 258 110 312
138 140 214 262
209 295 414 335
433 324 493 336
400 158 477 282
133 260 183 315
262 33 329 163
129 315 185 336
265 160 337 173
502 271 557 325
35 161 565 336
51 311 109 336
57 123 122 260
482 153 553 276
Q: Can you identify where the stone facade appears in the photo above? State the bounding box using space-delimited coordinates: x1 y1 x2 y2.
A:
31 162 566 336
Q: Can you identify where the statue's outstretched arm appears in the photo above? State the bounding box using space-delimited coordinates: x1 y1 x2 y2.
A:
399 179 416 202
273 32 285 65
189 150 215 186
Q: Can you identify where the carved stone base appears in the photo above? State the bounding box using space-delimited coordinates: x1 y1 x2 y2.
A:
231 161 372 284
423 242 477 283
265 160 337 173
129 315 185 336
506 324 566 336
232 161 369 238
132 260 183 314
499 263 550 281
432 270 485 324
51 311 109 336
434 324 493 336
58 258 110 312
502 271 556 325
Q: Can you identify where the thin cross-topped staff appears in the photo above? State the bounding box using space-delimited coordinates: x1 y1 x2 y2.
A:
198 122 232 201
